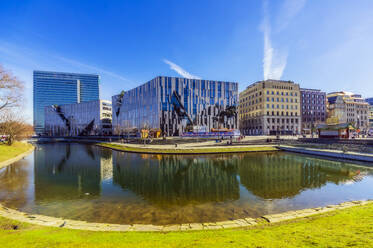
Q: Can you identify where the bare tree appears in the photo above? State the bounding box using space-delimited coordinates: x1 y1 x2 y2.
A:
0 112 33 145
0 65 24 111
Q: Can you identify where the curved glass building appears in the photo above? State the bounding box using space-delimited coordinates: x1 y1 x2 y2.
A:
112 76 238 136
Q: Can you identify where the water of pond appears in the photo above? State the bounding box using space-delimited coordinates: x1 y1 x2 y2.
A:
0 143 372 225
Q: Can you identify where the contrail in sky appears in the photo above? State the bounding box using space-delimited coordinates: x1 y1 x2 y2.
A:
163 59 201 79
261 0 305 80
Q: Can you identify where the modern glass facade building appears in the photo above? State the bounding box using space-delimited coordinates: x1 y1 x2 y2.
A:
33 71 99 134
44 100 112 136
112 76 238 136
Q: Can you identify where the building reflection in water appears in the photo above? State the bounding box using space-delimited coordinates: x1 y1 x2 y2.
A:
30 145 371 206
33 143 113 202
0 159 31 208
112 152 240 206
1 144 372 225
238 152 369 199
112 151 370 205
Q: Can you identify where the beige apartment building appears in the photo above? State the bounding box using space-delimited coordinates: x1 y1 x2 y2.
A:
239 80 301 135
327 92 369 132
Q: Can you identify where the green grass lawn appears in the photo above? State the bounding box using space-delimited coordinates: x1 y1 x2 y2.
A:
0 203 372 248
0 142 33 163
98 143 278 154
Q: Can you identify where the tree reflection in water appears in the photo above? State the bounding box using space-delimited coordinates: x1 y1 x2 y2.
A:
0 159 30 208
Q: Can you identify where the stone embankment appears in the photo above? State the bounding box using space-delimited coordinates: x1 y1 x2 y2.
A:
278 145 373 163
0 200 371 232
97 143 278 154
0 145 35 169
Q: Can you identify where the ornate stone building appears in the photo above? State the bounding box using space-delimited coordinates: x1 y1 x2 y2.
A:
239 80 301 135
327 92 369 132
366 97 373 132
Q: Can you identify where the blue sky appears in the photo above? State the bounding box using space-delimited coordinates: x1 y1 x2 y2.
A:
1 0 373 121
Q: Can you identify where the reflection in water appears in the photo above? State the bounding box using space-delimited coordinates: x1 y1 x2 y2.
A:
238 153 366 199
0 143 372 225
113 153 240 205
0 159 30 208
33 143 112 202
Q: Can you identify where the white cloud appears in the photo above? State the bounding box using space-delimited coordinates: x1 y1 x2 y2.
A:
261 0 305 80
262 18 273 80
55 56 132 83
163 59 201 79
275 0 307 32
261 0 288 80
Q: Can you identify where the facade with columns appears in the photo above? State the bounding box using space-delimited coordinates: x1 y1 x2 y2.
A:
239 80 301 135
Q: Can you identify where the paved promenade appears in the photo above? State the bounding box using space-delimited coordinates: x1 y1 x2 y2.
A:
0 200 371 232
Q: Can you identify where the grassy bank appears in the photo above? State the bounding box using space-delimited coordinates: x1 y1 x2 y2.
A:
98 143 278 154
0 142 33 163
0 203 372 247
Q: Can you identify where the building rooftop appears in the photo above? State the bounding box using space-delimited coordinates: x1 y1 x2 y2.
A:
245 79 296 89
33 70 99 77
300 88 322 92
113 76 238 97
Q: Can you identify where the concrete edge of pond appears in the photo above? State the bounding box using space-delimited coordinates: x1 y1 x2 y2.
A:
97 143 279 154
1 144 372 232
0 145 35 169
0 200 372 232
278 145 373 163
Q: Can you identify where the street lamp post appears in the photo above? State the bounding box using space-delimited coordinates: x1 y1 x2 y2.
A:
357 115 360 138
311 110 314 138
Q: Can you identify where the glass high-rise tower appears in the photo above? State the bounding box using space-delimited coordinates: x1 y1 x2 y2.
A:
33 71 100 134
